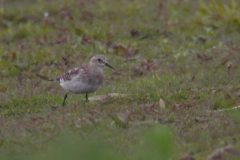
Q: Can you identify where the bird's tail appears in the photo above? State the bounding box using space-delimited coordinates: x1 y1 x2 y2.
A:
36 74 55 82
36 73 61 82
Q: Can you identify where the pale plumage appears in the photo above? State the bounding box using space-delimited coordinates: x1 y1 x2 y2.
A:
52 55 115 105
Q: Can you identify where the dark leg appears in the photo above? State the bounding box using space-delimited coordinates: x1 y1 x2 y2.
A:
85 93 89 102
62 92 68 106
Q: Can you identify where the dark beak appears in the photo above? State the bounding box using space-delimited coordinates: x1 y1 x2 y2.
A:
105 63 115 70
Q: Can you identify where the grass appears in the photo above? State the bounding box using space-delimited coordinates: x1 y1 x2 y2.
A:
1 0 240 159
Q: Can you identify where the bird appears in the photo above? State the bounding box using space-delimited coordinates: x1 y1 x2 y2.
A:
51 55 115 106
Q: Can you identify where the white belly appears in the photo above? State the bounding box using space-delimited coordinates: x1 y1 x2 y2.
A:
59 80 100 94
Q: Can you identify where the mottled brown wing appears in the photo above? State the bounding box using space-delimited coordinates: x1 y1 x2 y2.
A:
53 64 88 82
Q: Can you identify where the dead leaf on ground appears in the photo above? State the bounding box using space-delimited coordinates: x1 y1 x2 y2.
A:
89 115 98 125
197 36 207 43
81 34 94 45
107 112 128 128
87 110 99 115
23 70 35 79
13 64 28 70
206 144 240 160
197 52 213 61
132 59 158 78
159 99 165 110
130 29 140 37
36 73 51 81
117 43 140 60
39 66 50 75
85 93 127 102
160 95 172 105
212 89 223 95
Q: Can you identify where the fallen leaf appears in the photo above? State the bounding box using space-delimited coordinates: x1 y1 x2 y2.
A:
36 73 51 81
212 89 222 95
107 112 128 127
87 110 99 115
39 66 49 75
197 36 207 43
160 95 172 105
118 110 130 122
33 82 40 88
85 93 127 102
23 70 35 79
197 52 213 61
89 115 98 125
130 29 140 37
152 109 162 114
159 99 165 110
81 34 93 45
206 144 240 160
13 64 28 70
117 43 140 59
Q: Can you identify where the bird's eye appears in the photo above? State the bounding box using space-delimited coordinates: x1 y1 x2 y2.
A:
98 59 101 62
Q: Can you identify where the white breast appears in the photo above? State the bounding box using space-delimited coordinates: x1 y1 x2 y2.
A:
59 77 100 94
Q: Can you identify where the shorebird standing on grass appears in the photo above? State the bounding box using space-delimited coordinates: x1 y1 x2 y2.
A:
51 55 115 106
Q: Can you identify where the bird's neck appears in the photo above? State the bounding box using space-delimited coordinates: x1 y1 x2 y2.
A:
89 65 103 75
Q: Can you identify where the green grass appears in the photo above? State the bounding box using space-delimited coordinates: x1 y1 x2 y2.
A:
1 0 240 159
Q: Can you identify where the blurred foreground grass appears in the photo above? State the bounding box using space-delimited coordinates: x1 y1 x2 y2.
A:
1 0 240 159
9 127 172 160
